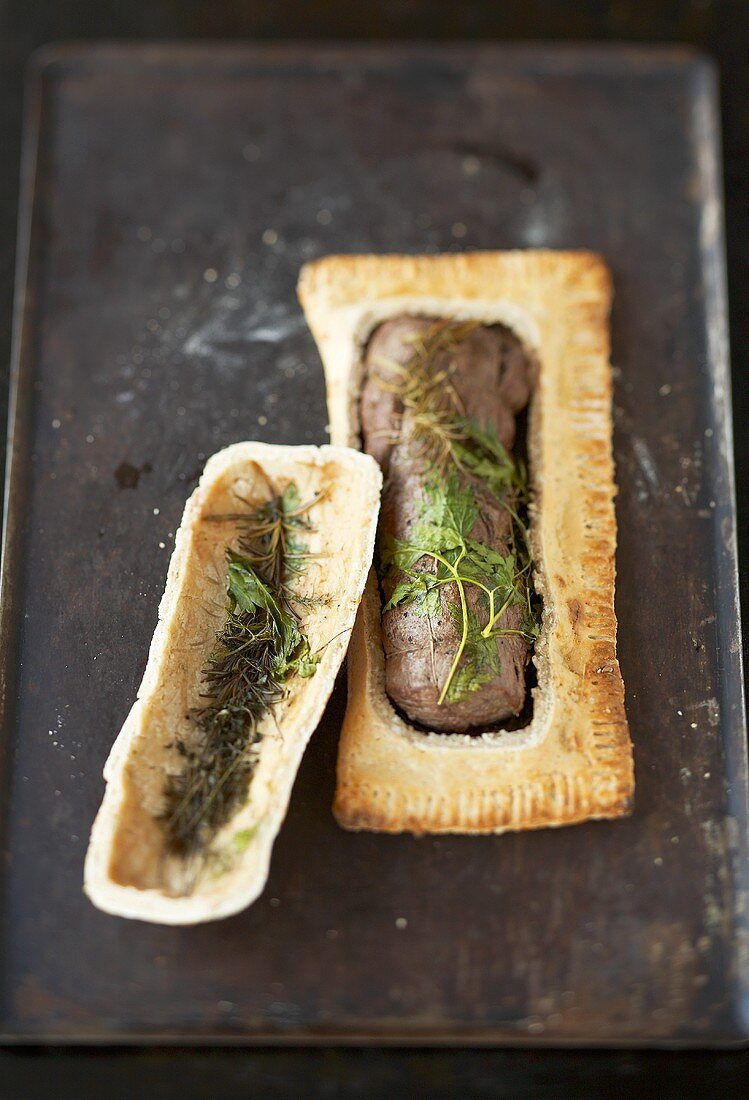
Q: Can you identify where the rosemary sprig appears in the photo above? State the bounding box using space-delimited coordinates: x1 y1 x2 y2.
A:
161 483 321 864
375 320 540 705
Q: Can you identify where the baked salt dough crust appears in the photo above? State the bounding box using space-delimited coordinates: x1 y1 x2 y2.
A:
298 251 634 834
84 442 382 923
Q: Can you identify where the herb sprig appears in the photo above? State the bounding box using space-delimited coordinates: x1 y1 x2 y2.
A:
381 473 539 705
161 483 321 864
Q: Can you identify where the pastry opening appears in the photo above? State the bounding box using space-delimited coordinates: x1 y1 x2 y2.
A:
360 315 541 736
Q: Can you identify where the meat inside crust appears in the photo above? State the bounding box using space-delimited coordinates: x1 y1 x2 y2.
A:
361 316 536 730
297 250 634 835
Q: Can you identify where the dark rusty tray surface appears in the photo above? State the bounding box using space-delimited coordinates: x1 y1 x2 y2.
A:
0 43 746 1046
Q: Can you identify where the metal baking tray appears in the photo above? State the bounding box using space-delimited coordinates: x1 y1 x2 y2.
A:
0 43 747 1046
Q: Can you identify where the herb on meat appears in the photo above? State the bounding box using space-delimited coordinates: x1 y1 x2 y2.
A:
161 483 321 865
375 320 540 706
374 322 522 495
380 472 539 705
372 320 477 470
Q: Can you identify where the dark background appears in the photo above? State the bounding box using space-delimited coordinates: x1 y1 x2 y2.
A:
0 1 747 1097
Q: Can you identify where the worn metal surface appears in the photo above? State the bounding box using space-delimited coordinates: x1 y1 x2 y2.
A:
0 44 746 1045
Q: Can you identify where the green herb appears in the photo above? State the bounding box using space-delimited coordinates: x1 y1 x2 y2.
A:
372 319 477 469
375 320 540 705
161 483 321 864
380 472 539 705
205 824 262 881
233 825 259 853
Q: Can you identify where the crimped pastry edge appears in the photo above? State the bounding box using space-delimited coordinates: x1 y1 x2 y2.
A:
84 442 382 923
298 251 634 834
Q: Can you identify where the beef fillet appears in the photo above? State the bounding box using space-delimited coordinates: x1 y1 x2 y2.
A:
361 316 533 731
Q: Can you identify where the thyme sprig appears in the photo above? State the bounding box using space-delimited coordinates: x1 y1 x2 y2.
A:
161 483 321 864
372 319 476 470
375 319 540 705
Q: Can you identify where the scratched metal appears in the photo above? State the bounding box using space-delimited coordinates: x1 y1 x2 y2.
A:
0 45 746 1045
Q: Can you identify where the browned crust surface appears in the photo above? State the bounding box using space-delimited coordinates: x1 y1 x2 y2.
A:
298 251 634 834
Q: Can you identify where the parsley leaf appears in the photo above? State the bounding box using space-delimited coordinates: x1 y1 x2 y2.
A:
442 602 501 703
379 457 540 705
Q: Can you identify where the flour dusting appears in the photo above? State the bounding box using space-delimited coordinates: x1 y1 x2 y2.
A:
182 297 306 369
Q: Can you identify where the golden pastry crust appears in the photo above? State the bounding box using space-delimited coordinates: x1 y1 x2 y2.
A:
84 442 382 922
298 251 634 834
